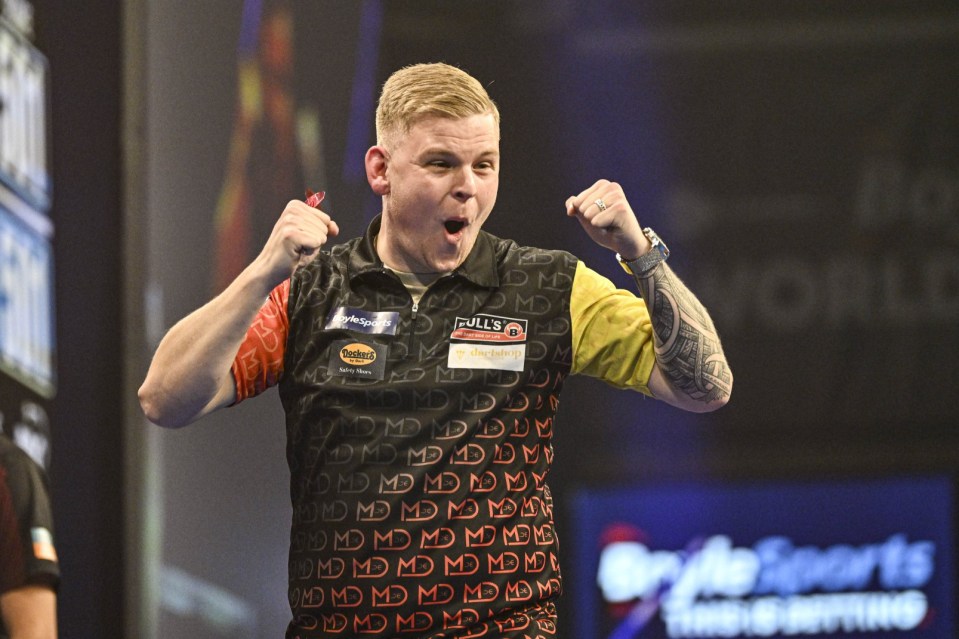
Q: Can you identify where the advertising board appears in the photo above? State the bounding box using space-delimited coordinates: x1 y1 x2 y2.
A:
571 477 955 639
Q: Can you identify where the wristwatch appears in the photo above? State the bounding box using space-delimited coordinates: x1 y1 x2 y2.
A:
617 227 670 275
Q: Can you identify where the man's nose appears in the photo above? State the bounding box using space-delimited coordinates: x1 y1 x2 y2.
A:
452 167 477 201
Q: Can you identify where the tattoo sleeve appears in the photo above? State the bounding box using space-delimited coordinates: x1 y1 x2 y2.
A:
633 263 732 406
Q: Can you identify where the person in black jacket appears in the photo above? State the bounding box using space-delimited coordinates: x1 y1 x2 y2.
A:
0 434 59 639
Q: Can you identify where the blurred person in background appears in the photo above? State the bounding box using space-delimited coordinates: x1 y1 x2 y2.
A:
0 433 59 639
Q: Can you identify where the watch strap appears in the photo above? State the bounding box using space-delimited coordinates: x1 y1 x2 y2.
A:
618 250 665 276
616 227 669 276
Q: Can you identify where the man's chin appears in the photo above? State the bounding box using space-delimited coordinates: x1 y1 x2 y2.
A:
431 258 463 273
432 241 474 271
427 251 466 273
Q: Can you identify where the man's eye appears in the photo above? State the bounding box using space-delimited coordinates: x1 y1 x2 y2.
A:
429 160 450 168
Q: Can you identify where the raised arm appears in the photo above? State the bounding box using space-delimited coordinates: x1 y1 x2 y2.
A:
566 179 732 412
138 195 338 427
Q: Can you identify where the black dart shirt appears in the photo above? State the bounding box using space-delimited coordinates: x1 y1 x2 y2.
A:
232 215 656 639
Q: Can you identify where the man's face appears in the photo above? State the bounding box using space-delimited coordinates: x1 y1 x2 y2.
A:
377 113 500 273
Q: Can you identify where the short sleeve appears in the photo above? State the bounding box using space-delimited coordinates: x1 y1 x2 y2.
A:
231 279 291 403
0 444 59 595
569 261 656 395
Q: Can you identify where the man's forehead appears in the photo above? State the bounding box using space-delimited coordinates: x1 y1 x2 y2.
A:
398 114 499 155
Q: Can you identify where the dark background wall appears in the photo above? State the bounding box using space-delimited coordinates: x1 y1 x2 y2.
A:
31 1 125 637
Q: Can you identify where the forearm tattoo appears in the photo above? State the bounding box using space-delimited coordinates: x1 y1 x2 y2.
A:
635 264 732 406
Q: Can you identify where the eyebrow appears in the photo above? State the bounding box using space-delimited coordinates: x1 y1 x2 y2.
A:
420 147 500 160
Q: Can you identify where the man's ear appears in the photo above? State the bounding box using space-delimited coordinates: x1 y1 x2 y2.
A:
365 146 390 195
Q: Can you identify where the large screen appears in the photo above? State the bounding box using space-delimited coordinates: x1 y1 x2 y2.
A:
0 4 54 471
570 476 955 639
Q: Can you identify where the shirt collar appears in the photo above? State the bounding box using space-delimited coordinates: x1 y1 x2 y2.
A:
349 214 500 289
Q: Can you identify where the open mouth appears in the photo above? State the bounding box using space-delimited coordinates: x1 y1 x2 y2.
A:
444 220 466 234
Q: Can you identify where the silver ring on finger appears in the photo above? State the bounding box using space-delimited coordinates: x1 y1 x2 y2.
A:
595 198 608 212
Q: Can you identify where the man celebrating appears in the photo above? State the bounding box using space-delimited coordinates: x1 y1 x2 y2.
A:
140 62 731 639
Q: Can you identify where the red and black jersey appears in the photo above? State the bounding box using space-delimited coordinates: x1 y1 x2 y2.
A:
233 215 656 639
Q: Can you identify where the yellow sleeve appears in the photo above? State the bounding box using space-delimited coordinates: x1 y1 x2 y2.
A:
570 261 656 395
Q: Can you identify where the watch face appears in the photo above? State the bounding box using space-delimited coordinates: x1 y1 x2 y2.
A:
618 229 669 275
642 228 669 259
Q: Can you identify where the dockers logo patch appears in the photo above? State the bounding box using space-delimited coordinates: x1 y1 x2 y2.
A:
340 343 377 365
450 313 527 343
325 306 399 335
329 339 387 380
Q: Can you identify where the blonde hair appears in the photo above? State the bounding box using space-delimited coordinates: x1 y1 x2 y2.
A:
375 62 500 148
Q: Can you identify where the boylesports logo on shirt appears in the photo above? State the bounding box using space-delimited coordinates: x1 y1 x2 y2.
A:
325 307 400 335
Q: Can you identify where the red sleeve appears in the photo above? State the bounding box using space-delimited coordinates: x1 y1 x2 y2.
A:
231 279 290 402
